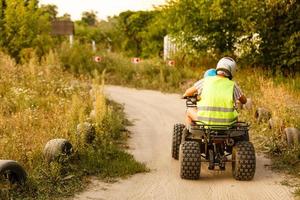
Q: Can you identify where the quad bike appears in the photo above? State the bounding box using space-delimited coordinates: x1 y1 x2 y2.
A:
172 96 256 181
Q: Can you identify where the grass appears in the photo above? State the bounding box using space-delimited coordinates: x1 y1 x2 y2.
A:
222 68 300 195
58 44 300 196
0 51 147 199
235 68 300 183
295 187 300 197
1 41 297 198
58 44 200 93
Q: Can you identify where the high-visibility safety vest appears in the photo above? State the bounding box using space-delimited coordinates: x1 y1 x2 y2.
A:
197 76 238 126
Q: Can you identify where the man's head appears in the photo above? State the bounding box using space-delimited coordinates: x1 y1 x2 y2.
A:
216 57 237 79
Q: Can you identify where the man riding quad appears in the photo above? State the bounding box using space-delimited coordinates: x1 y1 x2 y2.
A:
183 57 247 126
172 57 255 181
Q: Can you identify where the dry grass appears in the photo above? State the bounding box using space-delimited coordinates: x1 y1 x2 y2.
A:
0 52 146 199
0 52 88 169
234 68 300 196
85 53 300 194
54 47 300 196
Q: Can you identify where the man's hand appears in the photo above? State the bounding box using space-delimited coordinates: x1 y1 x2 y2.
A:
183 86 197 97
239 95 247 104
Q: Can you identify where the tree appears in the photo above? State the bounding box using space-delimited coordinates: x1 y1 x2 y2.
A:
1 0 54 61
162 0 300 73
118 10 157 56
81 10 97 26
58 13 71 21
164 0 267 57
140 11 167 57
257 0 300 73
95 17 121 51
40 4 58 21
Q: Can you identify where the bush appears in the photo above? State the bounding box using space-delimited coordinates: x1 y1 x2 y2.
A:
0 52 146 199
59 42 97 74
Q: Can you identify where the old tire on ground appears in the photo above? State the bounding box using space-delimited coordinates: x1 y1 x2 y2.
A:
76 122 96 144
172 123 185 160
43 139 73 163
284 127 300 146
0 160 27 184
180 141 201 180
232 141 256 181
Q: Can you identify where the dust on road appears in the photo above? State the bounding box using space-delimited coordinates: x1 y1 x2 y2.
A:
74 85 293 200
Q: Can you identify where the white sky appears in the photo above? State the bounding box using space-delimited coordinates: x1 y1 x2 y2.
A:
39 0 167 20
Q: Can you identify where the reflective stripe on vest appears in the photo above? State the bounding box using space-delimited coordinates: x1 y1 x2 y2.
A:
197 116 238 123
197 106 235 112
197 76 238 125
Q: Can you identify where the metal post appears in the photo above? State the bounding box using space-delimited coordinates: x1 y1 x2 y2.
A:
92 40 96 52
69 34 74 47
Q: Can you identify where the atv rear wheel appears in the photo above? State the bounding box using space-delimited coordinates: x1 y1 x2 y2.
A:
232 141 256 181
172 123 185 160
180 141 201 180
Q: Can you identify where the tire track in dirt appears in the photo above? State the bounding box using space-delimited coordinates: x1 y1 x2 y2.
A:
74 85 294 200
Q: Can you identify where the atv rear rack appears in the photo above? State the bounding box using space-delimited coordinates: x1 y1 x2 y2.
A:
189 122 249 138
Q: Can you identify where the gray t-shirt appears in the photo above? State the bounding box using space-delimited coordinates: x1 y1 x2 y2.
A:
194 78 244 102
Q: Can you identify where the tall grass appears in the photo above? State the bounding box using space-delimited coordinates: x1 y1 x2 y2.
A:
0 52 146 199
58 44 200 92
101 53 199 92
59 45 299 195
235 68 300 189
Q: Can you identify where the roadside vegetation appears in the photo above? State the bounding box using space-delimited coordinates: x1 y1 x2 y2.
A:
0 52 146 199
58 43 198 92
0 0 299 198
59 43 300 195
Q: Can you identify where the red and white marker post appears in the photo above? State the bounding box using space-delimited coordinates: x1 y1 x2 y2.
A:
94 56 102 63
167 60 176 67
131 57 141 64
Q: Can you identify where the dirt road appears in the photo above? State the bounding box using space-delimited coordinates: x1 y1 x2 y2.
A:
75 85 294 200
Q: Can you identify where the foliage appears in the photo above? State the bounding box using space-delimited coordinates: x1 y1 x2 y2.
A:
39 4 58 21
74 21 104 44
74 10 166 58
58 42 98 74
256 0 300 73
163 0 262 54
0 0 55 61
59 47 199 92
117 10 159 56
140 11 167 58
97 17 122 52
58 13 71 21
0 52 146 199
81 10 97 26
161 0 300 73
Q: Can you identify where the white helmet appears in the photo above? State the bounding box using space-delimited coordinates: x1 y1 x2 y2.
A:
216 57 237 79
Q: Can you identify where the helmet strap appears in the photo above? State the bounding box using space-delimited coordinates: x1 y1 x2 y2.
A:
216 68 232 80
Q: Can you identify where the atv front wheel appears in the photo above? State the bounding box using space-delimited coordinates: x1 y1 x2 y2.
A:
172 123 185 160
232 141 256 181
180 141 201 180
